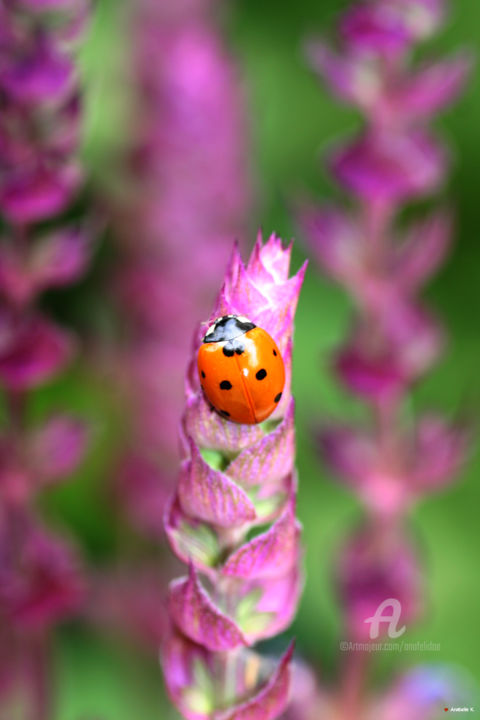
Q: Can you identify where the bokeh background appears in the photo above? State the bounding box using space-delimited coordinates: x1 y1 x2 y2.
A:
15 0 480 717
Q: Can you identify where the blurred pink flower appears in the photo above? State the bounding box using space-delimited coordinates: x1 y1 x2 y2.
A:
321 415 467 516
337 525 423 642
300 0 471 715
0 0 89 714
109 0 250 542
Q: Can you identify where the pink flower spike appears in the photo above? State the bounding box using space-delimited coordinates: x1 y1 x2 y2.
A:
164 237 304 718
169 563 247 651
178 441 257 528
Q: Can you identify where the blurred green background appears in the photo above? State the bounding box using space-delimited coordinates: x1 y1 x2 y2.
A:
36 0 480 717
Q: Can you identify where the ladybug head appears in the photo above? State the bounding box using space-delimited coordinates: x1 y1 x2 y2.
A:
202 315 256 343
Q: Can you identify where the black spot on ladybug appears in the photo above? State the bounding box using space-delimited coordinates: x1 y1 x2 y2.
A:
201 370 206 378
220 380 232 390
273 349 277 356
220 409 230 417
256 368 267 380
235 344 245 355
274 392 282 403
223 345 235 357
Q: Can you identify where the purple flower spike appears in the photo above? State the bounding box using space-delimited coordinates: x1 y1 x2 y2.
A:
0 0 89 712
301 1 470 714
163 238 305 719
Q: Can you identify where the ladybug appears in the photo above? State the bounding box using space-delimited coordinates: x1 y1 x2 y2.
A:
197 314 285 425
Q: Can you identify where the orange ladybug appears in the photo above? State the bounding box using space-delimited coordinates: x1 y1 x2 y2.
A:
197 315 285 425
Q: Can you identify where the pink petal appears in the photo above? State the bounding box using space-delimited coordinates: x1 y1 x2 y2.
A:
183 393 265 454
215 642 294 720
0 162 82 224
300 204 363 285
339 0 445 56
227 400 295 488
394 212 451 293
237 564 302 642
391 55 471 120
164 495 221 573
320 425 376 487
306 41 381 108
331 130 446 203
222 501 299 579
169 564 247 651
0 244 34 305
247 232 292 284
27 414 88 483
336 344 406 401
412 416 469 491
340 3 412 56
162 629 215 720
30 227 92 291
179 441 257 528
0 313 74 390
1 38 75 105
337 303 443 400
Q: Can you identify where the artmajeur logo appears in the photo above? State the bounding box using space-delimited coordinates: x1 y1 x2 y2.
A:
364 598 406 640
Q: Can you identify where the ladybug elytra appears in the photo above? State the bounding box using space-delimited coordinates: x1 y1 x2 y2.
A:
197 315 285 425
